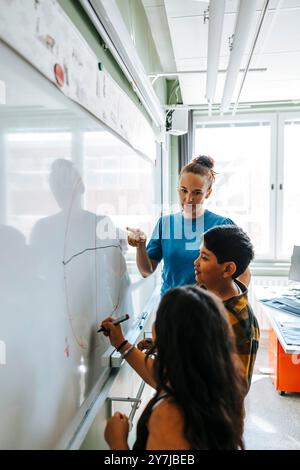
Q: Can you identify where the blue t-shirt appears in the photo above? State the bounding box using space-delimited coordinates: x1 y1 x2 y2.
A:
147 210 234 295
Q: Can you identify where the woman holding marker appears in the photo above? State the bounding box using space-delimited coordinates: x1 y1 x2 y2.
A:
101 286 246 450
127 155 250 295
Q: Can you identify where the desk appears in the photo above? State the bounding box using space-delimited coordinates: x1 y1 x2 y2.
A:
255 286 300 394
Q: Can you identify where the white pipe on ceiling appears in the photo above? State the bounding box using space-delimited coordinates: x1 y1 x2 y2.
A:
220 0 260 114
205 0 226 106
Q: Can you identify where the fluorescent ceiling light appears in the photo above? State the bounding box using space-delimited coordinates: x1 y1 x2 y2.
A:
220 0 260 114
232 0 270 115
205 0 226 106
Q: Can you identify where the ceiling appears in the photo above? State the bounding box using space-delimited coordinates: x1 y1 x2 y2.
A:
141 0 300 110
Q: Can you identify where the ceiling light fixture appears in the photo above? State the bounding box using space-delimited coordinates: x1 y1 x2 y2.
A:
232 0 270 115
205 0 226 115
220 0 260 114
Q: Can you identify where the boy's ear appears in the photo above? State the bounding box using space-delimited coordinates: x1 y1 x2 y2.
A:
223 261 236 278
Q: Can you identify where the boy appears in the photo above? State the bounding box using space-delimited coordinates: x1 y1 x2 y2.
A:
194 225 260 392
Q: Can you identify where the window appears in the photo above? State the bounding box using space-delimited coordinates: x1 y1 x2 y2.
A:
280 118 300 258
195 117 274 259
194 112 300 263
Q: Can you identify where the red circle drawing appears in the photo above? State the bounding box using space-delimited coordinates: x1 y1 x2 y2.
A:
54 63 64 87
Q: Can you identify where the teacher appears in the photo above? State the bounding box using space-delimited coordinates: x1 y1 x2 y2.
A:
127 155 248 294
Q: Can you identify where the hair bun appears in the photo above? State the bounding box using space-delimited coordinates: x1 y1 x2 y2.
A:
194 155 214 169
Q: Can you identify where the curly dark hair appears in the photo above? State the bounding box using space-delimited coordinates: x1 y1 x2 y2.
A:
204 225 254 278
147 286 246 449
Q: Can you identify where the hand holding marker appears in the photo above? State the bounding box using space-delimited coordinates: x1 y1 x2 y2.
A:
97 314 129 333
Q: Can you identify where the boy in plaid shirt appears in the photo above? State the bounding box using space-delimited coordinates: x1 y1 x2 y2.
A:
194 225 259 393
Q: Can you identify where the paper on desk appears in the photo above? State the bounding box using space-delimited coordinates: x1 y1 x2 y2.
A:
278 321 300 345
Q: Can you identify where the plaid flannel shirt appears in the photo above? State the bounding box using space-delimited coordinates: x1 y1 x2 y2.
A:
223 280 260 393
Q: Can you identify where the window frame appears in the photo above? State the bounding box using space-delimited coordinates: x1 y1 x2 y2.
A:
193 112 291 266
277 111 300 260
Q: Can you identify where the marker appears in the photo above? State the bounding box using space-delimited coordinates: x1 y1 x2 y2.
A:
97 314 129 333
138 311 148 330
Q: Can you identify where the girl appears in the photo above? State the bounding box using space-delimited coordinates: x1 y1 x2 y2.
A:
102 286 246 450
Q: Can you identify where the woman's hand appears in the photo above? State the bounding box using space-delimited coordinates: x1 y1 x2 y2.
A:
99 316 125 349
104 412 129 450
126 227 147 248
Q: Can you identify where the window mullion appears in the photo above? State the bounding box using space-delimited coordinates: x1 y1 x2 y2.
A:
276 114 285 259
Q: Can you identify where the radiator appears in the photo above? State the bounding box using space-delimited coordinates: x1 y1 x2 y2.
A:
251 276 288 288
249 276 288 330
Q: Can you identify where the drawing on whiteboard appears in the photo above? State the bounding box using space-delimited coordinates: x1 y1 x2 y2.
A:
72 48 83 67
37 33 57 53
62 244 121 266
30 159 131 352
64 337 70 359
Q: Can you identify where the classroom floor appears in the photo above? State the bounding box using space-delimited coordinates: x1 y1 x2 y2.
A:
244 331 300 450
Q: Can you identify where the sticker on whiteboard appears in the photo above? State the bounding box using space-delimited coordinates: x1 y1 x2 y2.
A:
0 80 6 104
54 64 64 87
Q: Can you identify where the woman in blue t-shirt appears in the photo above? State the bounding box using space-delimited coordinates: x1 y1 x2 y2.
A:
127 155 247 294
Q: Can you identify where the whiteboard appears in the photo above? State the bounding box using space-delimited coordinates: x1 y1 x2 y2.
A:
0 0 157 160
0 41 158 449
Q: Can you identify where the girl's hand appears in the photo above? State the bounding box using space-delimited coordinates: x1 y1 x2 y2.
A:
104 412 129 450
99 316 125 349
137 338 154 352
126 227 147 248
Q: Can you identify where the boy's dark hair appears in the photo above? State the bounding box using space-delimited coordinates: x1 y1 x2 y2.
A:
203 225 254 278
142 286 245 449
